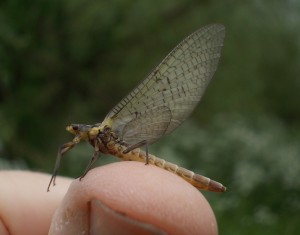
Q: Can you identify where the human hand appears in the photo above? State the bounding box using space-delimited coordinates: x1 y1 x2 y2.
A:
0 162 218 235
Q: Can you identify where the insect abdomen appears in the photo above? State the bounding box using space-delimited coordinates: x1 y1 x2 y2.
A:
112 144 226 192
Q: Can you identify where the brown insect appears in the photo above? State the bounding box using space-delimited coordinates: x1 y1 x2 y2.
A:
48 24 226 192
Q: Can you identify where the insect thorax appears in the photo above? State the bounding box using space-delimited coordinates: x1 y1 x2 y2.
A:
88 125 126 155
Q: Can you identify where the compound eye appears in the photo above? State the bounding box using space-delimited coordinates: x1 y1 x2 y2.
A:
66 124 79 134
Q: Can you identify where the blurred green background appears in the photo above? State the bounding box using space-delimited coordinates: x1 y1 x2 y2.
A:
1 0 300 234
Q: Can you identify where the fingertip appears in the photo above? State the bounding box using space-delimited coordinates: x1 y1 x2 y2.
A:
49 162 218 235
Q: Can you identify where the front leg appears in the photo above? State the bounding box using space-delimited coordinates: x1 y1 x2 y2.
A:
47 134 81 192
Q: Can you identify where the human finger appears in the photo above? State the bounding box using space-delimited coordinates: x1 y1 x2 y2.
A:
49 162 218 235
0 171 71 235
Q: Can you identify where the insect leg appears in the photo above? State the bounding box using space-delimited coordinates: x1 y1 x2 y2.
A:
79 150 100 180
123 140 149 164
47 140 78 192
145 143 149 165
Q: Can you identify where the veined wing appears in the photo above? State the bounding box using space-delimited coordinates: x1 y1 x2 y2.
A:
103 24 225 145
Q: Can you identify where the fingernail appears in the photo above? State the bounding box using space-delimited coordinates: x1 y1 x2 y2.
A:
90 199 167 235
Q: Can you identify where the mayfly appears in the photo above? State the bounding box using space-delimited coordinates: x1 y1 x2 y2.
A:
48 24 226 192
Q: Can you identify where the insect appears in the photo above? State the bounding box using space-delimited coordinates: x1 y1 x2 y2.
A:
47 24 226 192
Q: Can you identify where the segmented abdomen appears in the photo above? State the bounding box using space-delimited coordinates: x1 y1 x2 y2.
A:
107 141 226 192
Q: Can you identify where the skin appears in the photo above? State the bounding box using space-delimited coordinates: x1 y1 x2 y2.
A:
0 162 218 235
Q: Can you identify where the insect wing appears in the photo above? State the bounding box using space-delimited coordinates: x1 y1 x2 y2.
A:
103 24 225 145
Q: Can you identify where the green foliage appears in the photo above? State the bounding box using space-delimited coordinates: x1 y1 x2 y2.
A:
1 1 300 234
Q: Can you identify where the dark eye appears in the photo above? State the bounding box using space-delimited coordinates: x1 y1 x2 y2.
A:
72 125 79 131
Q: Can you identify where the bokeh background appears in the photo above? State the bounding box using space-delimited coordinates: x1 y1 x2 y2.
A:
1 0 300 234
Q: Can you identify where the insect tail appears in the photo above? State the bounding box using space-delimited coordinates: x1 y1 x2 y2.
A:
116 147 226 192
148 154 226 192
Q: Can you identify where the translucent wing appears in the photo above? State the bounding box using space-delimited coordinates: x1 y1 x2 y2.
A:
103 24 225 145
